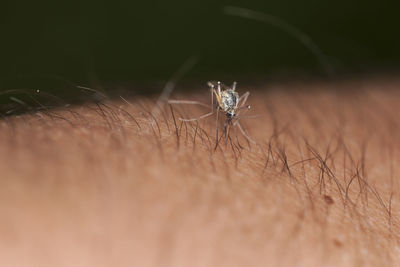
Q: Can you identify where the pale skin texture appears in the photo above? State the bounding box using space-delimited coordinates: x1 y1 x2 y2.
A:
0 78 400 266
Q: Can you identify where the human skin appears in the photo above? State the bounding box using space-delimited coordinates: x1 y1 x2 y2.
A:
0 78 399 267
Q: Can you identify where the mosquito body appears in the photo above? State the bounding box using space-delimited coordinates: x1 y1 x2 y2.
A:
168 81 255 147
213 81 239 123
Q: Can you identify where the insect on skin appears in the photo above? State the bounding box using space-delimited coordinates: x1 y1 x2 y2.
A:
168 81 256 148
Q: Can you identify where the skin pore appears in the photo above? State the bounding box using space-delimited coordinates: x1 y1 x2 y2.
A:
0 77 400 266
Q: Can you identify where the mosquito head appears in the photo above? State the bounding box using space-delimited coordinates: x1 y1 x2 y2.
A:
226 111 236 124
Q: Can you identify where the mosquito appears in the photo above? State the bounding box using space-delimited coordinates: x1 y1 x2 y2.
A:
168 81 256 148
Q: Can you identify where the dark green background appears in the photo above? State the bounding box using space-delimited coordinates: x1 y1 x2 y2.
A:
1 0 399 94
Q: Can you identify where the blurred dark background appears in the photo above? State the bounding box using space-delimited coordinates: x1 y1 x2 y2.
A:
0 0 399 98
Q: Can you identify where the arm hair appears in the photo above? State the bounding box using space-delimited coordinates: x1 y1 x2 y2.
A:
0 79 399 267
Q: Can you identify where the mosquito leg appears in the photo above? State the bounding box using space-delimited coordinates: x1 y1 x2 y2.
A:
238 91 250 106
237 120 256 144
225 123 231 145
232 81 237 91
210 86 214 113
233 91 252 127
214 107 220 150
233 107 252 127
236 105 251 113
179 111 214 122
235 114 260 119
222 119 231 145
236 91 250 117
167 100 210 108
234 126 244 150
223 121 227 145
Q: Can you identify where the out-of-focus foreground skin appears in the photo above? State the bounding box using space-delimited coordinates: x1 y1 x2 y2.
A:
1 78 400 267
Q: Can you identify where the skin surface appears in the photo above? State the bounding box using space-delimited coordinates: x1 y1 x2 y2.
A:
0 78 400 266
